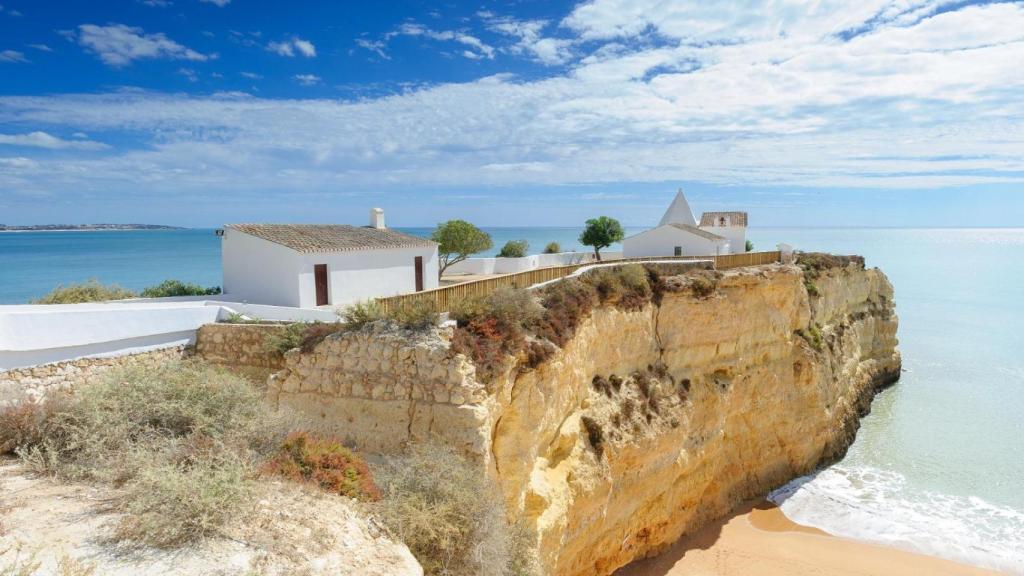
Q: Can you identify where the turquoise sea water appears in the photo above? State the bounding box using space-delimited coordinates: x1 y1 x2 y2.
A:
2 227 1022 570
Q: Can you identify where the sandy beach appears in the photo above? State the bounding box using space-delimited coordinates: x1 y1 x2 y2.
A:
615 501 1001 576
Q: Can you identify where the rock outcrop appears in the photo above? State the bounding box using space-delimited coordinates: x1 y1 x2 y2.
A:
267 261 900 576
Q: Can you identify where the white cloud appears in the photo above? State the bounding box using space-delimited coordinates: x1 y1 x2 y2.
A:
177 67 199 82
355 38 389 59
1 2 1023 198
199 0 230 6
388 23 495 60
0 131 108 150
0 49 27 63
293 74 321 86
138 0 172 6
486 17 573 65
267 37 316 58
240 71 262 79
28 43 52 52
74 24 211 67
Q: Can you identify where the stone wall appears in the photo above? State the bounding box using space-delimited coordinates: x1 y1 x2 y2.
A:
0 346 188 407
193 323 289 385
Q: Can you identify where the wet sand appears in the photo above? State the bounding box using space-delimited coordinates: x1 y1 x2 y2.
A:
615 501 1001 576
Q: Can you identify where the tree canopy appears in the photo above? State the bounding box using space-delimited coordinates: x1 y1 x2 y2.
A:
431 220 493 277
579 216 624 260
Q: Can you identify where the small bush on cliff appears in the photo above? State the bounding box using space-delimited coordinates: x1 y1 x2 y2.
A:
140 279 221 298
377 442 538 576
340 299 386 328
14 360 287 547
31 279 136 304
264 432 380 501
796 323 824 352
450 288 544 381
796 252 866 278
390 299 441 331
264 321 349 355
534 277 599 347
0 399 61 455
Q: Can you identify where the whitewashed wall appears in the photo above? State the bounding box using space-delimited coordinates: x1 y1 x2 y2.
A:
295 245 439 308
222 229 303 307
700 225 746 254
0 300 337 371
446 252 594 275
623 226 729 258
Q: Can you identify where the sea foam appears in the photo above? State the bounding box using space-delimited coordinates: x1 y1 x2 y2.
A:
769 465 1024 574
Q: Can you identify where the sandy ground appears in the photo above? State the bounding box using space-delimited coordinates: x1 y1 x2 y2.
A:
0 458 421 576
615 501 1001 576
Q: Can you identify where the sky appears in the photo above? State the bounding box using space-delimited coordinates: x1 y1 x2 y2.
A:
1 0 1023 228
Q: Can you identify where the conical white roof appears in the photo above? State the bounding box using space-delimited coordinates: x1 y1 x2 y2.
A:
658 189 697 227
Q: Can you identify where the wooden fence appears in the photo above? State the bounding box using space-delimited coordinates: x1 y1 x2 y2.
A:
378 250 781 313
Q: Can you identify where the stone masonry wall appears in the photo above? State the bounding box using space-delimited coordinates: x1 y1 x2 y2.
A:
194 323 289 385
0 346 188 407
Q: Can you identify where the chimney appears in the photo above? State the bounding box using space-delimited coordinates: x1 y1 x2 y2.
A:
370 207 385 229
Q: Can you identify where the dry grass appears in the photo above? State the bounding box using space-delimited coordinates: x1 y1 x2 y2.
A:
377 443 538 576
10 360 288 548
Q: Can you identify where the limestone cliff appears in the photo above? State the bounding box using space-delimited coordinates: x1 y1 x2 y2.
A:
267 261 900 576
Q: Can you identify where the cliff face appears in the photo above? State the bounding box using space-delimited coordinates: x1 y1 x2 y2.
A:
267 262 900 576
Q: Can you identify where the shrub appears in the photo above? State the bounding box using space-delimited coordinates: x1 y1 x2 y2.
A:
377 443 537 576
796 323 824 351
535 278 599 347
796 253 866 278
264 432 380 501
115 450 254 547
31 279 136 304
0 400 57 455
497 239 529 258
745 239 754 252
543 242 561 254
580 416 605 458
391 299 440 331
450 289 544 381
687 271 719 298
140 279 221 298
264 322 311 354
264 322 347 354
341 299 385 329
15 360 287 547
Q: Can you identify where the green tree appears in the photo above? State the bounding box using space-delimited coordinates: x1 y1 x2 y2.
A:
543 241 561 254
431 220 493 278
745 240 754 252
579 216 624 261
497 239 529 258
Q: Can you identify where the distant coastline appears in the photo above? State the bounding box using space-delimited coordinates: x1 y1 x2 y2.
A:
0 224 184 232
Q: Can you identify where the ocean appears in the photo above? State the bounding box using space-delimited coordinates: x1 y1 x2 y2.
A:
2 226 1023 571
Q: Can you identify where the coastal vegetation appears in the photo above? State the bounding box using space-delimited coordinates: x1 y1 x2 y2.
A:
0 360 382 549
746 239 754 252
579 216 624 261
31 279 135 304
31 278 220 304
497 239 529 258
450 264 675 381
543 241 561 254
377 442 538 576
139 279 221 298
431 219 493 278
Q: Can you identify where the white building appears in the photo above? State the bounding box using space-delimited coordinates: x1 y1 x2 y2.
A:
623 190 748 257
221 209 439 308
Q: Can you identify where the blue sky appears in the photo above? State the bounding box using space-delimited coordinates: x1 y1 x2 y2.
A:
1 0 1023 227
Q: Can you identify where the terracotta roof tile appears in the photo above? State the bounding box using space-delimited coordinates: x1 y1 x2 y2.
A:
227 224 436 253
700 212 748 227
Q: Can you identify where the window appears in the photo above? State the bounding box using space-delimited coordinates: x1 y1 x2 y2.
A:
674 246 682 256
